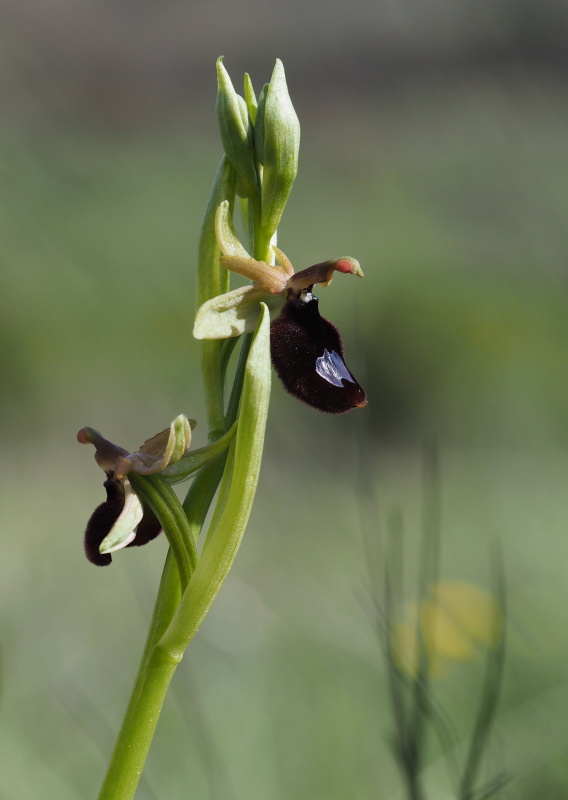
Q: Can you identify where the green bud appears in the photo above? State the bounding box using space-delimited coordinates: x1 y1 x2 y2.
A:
243 73 258 124
216 57 258 198
256 60 300 239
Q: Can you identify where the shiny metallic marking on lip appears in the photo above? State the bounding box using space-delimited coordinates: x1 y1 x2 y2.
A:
315 349 356 387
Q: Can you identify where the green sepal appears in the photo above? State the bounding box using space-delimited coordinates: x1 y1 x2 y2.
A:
161 423 237 484
117 415 195 478
216 57 258 199
258 60 300 238
193 284 283 339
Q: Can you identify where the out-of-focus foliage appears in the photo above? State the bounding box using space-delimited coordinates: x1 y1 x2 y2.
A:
1 4 568 798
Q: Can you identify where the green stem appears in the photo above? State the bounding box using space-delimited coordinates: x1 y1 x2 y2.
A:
183 456 227 542
250 192 273 263
97 474 201 799
197 156 236 441
225 333 252 427
98 644 181 800
98 550 181 800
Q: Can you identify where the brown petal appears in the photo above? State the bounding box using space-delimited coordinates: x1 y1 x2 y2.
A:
287 257 364 291
220 255 289 294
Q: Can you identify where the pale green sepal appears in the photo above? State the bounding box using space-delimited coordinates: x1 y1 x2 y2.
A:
244 73 257 124
115 415 196 478
99 479 144 554
161 423 237 484
216 57 258 198
158 304 271 657
259 60 300 239
215 200 250 258
193 284 283 339
169 415 193 464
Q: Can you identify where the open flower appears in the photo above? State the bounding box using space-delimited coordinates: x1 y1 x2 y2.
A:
194 201 367 413
78 415 195 566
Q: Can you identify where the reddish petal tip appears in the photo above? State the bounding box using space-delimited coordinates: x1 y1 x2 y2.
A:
77 428 93 445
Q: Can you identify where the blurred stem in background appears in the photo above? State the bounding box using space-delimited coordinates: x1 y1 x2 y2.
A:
95 58 299 800
360 441 509 800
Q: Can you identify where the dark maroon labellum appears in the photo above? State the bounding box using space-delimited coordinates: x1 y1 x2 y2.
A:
270 290 367 414
83 476 162 566
84 478 124 566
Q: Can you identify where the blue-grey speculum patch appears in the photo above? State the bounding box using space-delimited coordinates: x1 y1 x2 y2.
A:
315 349 356 387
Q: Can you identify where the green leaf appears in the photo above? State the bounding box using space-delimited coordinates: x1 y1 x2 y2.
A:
158 303 271 657
161 423 237 484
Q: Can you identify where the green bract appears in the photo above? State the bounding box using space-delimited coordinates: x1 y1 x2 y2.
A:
158 302 272 656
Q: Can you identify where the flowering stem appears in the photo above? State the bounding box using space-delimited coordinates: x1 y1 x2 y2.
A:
96 59 295 799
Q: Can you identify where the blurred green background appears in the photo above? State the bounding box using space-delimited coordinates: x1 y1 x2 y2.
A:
2 1 568 797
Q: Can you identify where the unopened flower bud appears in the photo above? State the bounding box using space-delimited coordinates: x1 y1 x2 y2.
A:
255 59 300 239
216 57 258 198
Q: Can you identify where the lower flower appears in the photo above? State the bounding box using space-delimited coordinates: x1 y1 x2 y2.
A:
78 415 194 566
84 476 161 566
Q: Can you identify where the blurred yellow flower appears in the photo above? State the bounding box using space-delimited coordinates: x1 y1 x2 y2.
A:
392 581 503 678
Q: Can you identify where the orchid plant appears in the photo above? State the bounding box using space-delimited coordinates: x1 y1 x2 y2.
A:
78 57 367 799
